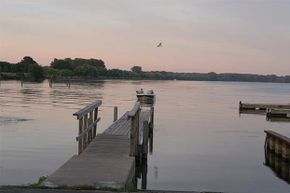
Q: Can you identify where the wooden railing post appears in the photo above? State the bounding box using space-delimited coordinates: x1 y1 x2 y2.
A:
83 114 88 150
114 106 118 122
78 117 84 154
93 107 98 137
74 100 102 155
128 102 141 157
150 106 154 129
142 121 149 158
89 111 93 143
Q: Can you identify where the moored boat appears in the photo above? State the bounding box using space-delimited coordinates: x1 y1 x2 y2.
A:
136 89 155 105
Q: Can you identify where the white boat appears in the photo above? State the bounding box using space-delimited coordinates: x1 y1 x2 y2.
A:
136 89 155 105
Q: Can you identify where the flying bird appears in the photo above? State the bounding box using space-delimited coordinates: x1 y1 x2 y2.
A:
157 42 162 47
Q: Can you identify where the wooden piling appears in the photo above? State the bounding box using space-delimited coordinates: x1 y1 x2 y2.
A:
142 121 149 158
128 102 141 157
78 117 84 154
49 78 53 88
114 106 118 122
93 107 98 137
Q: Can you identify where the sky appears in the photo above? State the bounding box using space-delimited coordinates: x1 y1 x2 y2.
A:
0 0 290 75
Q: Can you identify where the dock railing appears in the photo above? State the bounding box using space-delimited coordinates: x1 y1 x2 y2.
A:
73 100 102 154
128 102 141 156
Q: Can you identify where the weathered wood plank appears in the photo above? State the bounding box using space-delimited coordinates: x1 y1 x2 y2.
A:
103 112 130 136
265 130 290 146
128 102 141 117
45 135 135 189
73 100 102 119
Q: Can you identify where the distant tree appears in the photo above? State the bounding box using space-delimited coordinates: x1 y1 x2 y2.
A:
15 56 44 81
74 64 97 77
131 66 142 73
43 67 61 77
51 59 72 70
285 76 290 83
60 69 74 77
207 72 218 81
28 63 44 81
20 56 37 65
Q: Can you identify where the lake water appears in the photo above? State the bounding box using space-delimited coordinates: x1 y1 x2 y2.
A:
0 80 290 193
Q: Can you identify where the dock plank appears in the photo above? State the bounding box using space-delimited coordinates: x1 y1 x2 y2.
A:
45 135 135 188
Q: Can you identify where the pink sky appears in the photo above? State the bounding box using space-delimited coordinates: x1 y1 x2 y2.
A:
1 0 290 75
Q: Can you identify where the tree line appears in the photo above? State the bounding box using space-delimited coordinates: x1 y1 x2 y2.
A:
1 56 290 83
0 56 44 81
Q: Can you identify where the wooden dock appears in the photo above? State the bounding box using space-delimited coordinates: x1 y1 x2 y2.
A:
239 101 290 121
264 130 290 183
239 101 290 111
44 100 154 189
264 130 290 161
266 108 290 119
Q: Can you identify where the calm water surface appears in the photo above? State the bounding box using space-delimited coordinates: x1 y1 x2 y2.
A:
0 80 290 193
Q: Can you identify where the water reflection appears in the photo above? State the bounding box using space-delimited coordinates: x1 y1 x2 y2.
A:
21 88 44 104
239 109 265 115
153 166 158 179
264 150 290 184
48 82 104 109
2 80 290 192
266 117 290 123
134 119 154 190
0 116 32 126
135 157 148 189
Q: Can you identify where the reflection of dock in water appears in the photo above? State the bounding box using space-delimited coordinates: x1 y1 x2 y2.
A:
264 130 290 184
265 151 290 184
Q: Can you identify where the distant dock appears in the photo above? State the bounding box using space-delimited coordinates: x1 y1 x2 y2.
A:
239 101 290 121
239 101 290 111
45 98 154 189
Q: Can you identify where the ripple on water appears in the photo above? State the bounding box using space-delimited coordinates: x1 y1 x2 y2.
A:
0 116 32 125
